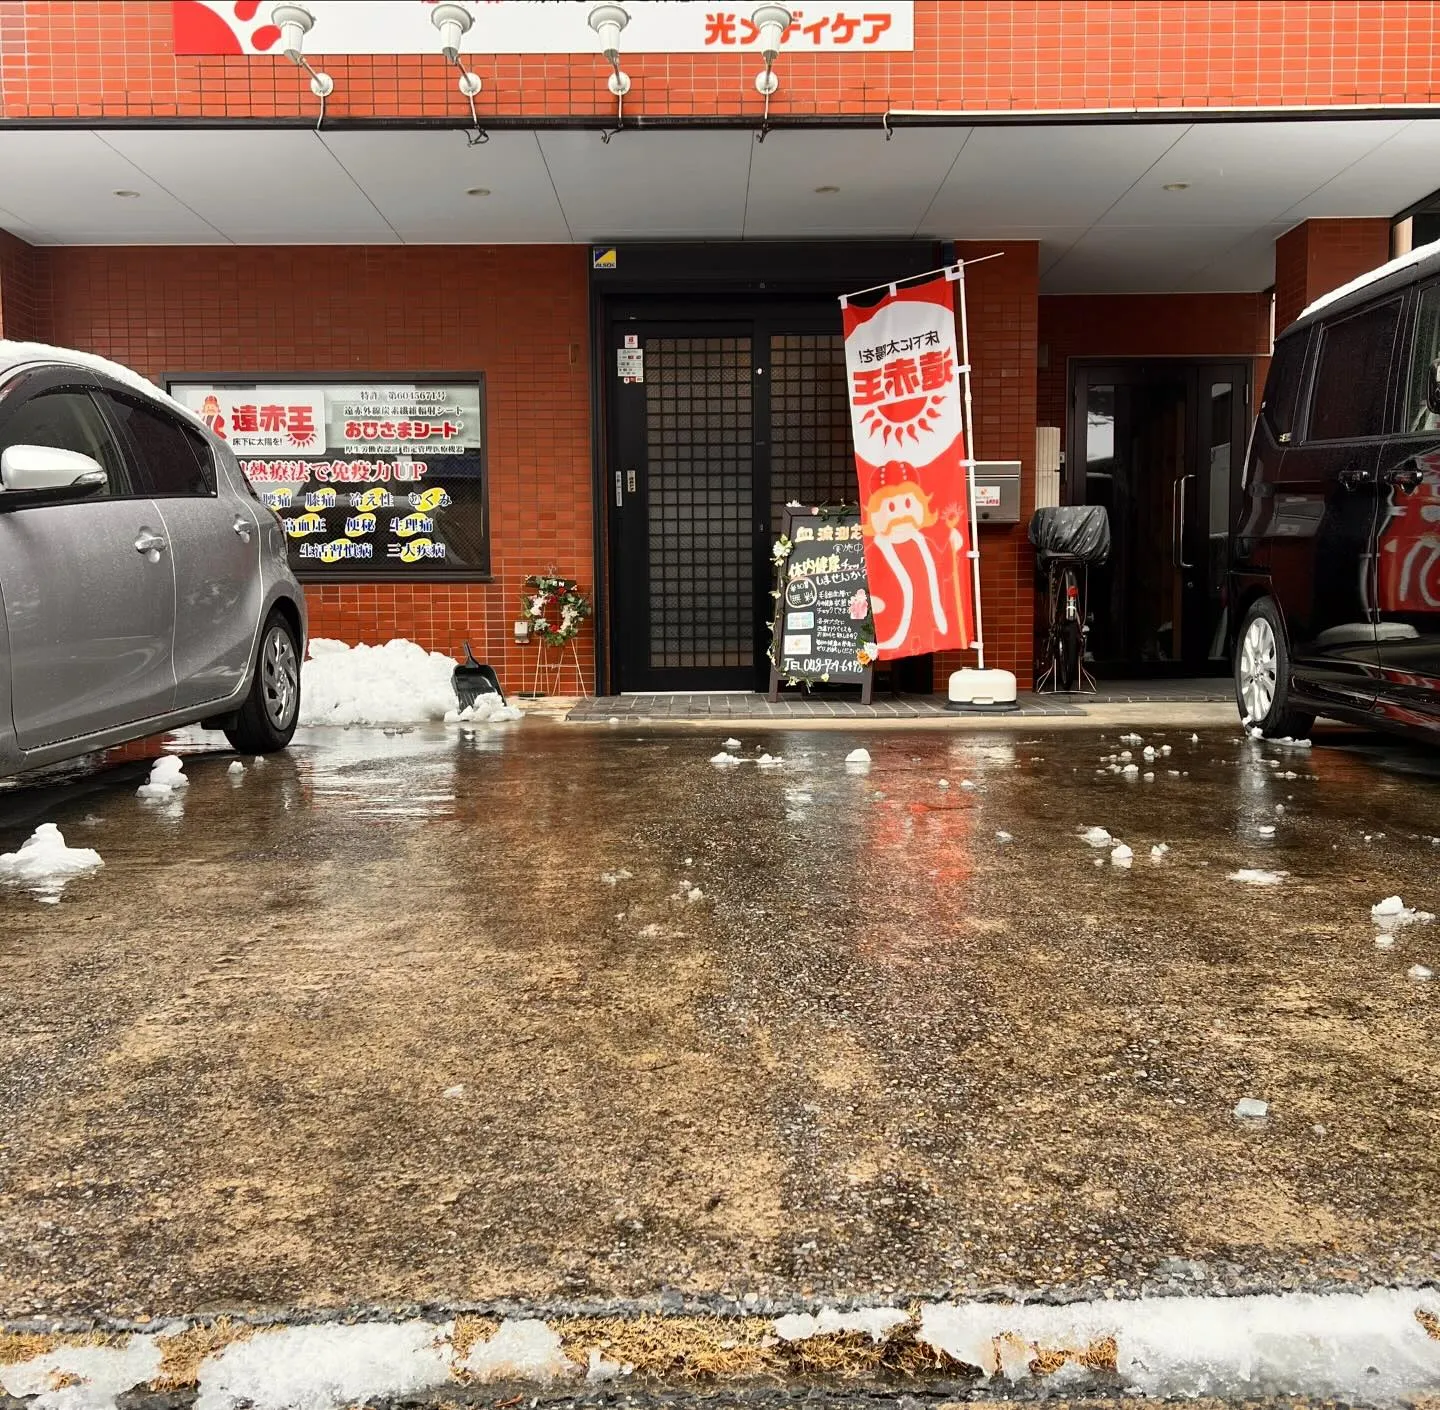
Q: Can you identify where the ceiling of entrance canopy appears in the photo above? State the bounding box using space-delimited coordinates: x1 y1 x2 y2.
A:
0 118 1435 292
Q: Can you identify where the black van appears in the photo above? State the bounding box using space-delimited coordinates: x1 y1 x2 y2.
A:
1230 244 1440 744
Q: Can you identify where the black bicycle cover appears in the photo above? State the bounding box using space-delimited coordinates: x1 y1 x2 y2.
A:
1027 505 1111 564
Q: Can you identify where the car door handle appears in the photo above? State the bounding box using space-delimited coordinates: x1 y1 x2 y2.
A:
232 516 253 542
1337 467 1367 491
1384 458 1425 493
134 531 168 555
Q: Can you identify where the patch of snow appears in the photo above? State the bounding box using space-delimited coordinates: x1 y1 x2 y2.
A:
1150 844 1170 862
1110 843 1134 868
1408 965 1434 981
937 778 951 788
723 737 742 750
0 1337 161 1410
1143 747 1157 761
757 753 784 767
1079 826 1112 848
1122 764 1139 777
1302 237 1440 318
638 923 662 938
445 696 522 725
585 1349 631 1383
600 869 634 886
1190 733 1200 742
685 886 705 904
195 1322 453 1410
1119 750 1133 762
1375 935 1396 949
774 1308 909 1344
1234 1098 1269 1120
845 748 871 766
301 639 515 727
1119 733 1143 745
917 1287 1440 1398
1372 896 1434 931
1161 745 1172 756
1258 825 1276 836
227 761 245 776
0 824 103 901
1142 772 1154 781
137 755 189 797
996 831 1014 844
960 779 976 790
464 1319 576 1384
1228 869 1287 885
710 750 745 766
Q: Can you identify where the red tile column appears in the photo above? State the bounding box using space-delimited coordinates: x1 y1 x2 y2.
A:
1274 218 1392 333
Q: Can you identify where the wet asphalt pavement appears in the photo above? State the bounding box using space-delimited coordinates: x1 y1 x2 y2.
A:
0 719 1437 1322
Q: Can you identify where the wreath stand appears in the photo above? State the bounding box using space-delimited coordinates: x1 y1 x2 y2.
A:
529 635 589 699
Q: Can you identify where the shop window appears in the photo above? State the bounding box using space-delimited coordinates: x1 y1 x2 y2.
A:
1306 299 1401 442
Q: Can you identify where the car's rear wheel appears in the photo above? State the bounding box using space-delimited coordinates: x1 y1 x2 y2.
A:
1235 596 1314 739
224 611 301 754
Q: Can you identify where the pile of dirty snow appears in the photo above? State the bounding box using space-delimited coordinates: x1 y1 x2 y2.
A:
299 639 520 728
0 823 103 902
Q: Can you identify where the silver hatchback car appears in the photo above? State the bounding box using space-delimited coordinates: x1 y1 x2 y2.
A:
0 342 306 778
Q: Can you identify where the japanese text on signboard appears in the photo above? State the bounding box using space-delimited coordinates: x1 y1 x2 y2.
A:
169 379 489 578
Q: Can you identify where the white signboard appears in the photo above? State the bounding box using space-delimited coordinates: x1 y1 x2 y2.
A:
174 1 915 55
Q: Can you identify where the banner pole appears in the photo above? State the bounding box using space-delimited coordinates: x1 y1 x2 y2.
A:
955 263 986 673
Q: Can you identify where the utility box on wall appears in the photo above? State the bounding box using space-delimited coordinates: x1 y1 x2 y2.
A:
972 460 1022 524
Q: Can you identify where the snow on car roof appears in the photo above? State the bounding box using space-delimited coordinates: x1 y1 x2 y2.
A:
1300 236 1440 319
0 340 210 432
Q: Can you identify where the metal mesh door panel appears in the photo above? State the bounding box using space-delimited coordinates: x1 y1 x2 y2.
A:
645 337 754 670
770 334 856 521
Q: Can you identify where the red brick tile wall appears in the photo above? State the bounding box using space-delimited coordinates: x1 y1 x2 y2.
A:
933 240 1039 689
27 242 595 697
0 229 44 341
1038 291 1272 430
1273 218 1392 332
5 1 1440 120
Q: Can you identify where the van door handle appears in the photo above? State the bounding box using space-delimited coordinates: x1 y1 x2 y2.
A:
1384 458 1424 493
232 516 253 542
134 531 168 555
1337 467 1367 491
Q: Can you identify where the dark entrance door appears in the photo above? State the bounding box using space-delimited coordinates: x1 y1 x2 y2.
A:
609 309 858 692
1069 360 1251 674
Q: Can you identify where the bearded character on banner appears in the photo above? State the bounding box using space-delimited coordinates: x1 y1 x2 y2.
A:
863 460 966 655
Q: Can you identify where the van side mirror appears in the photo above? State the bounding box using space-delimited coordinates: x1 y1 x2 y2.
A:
0 444 108 502
1428 358 1440 417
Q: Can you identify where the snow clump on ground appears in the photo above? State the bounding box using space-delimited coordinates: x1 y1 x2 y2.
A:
0 824 103 902
1372 896 1436 930
300 639 520 727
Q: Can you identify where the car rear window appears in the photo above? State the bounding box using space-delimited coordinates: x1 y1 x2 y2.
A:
1305 298 1402 441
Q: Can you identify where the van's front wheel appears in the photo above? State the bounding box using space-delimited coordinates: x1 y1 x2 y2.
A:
1235 597 1314 738
224 612 301 754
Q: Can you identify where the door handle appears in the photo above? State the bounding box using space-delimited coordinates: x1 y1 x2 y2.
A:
134 531 168 555
1173 473 1195 570
1337 467 1367 491
1384 458 1425 494
232 516 253 542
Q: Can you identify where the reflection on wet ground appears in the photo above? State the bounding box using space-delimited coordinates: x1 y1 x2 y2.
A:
0 720 1436 1319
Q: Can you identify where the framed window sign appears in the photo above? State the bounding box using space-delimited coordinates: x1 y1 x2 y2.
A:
166 374 490 580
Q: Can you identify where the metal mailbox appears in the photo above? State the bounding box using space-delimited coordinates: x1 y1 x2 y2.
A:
971 460 1022 525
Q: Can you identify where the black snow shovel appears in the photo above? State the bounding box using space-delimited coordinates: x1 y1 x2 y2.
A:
452 642 506 708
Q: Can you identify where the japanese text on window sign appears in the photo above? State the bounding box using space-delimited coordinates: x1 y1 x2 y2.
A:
703 9 893 45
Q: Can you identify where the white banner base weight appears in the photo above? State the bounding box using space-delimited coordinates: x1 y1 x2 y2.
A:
945 667 1019 713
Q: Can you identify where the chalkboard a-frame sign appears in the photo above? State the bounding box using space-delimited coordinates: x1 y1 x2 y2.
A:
767 506 875 704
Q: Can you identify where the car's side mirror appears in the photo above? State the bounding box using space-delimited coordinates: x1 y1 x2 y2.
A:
0 444 108 503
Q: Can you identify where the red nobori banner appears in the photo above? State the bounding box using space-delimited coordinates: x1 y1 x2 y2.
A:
842 276 974 660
